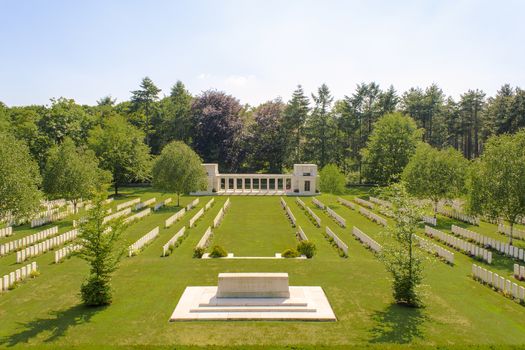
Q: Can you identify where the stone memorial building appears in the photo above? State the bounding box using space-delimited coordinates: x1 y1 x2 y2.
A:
198 163 318 195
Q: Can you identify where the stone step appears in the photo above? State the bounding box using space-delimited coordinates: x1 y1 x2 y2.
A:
190 306 317 313
199 298 308 307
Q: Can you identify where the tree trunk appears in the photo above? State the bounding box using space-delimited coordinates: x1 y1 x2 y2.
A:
434 200 438 219
73 201 78 214
114 182 119 196
177 193 180 207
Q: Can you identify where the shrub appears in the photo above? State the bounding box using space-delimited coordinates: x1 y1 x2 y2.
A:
209 245 227 258
81 276 112 306
282 248 300 258
297 241 316 258
193 247 205 258
319 164 346 194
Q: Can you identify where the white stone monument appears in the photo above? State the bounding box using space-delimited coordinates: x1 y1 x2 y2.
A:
170 272 336 321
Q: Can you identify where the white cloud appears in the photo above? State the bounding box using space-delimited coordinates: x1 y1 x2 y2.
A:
224 74 256 87
197 73 211 80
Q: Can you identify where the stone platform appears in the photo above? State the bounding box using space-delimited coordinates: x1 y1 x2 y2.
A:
169 273 336 321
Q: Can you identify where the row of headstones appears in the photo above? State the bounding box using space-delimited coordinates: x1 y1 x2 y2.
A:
154 198 172 211
162 227 186 256
312 197 325 210
128 226 160 257
369 196 392 208
422 216 437 226
0 226 58 256
196 226 213 249
351 226 382 253
414 234 454 264
31 207 72 228
472 264 525 303
189 208 205 228
213 198 230 228
337 197 356 210
42 198 67 210
116 198 141 211
437 205 479 226
358 207 388 227
498 224 525 241
17 229 78 263
295 197 321 226
186 198 200 211
165 208 186 228
33 207 59 219
189 198 215 228
424 226 492 263
103 207 132 224
354 197 375 210
135 197 156 211
325 226 349 256
205 198 215 211
1 262 38 292
326 207 346 228
514 264 525 281
0 226 13 238
453 225 525 263
296 225 308 241
280 197 297 227
306 206 321 227
123 208 151 225
55 244 82 263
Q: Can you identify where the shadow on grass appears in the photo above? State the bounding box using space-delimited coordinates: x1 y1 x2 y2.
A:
0 304 104 347
369 303 427 344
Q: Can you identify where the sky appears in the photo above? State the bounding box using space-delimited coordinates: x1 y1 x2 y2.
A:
0 0 524 107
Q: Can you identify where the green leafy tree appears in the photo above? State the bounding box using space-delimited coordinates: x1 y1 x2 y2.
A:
468 131 525 245
0 133 43 221
152 141 207 206
130 77 161 148
319 164 346 194
159 81 193 148
361 113 422 184
380 183 424 307
43 138 111 213
77 195 125 306
304 84 337 167
247 99 286 172
89 115 152 195
282 85 309 167
39 97 93 145
403 143 467 217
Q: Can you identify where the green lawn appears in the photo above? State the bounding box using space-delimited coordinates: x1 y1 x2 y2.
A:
209 197 297 256
1 187 525 349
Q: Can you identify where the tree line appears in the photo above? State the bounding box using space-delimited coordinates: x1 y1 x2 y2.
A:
2 78 524 182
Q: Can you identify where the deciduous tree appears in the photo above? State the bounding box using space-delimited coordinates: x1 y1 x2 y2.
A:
43 138 111 213
403 143 467 217
152 141 207 206
468 130 525 245
88 116 152 195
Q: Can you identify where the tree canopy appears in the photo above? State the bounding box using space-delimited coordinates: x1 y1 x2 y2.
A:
468 130 525 244
43 138 111 212
361 113 422 184
319 164 346 194
0 133 42 220
88 115 152 195
152 141 207 206
403 143 467 217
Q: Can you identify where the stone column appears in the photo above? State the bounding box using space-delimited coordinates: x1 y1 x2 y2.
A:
225 177 229 191
233 178 237 191
250 178 253 192
275 177 279 191
242 177 245 192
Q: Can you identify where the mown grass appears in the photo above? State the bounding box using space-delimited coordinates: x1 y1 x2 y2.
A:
0 187 524 349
